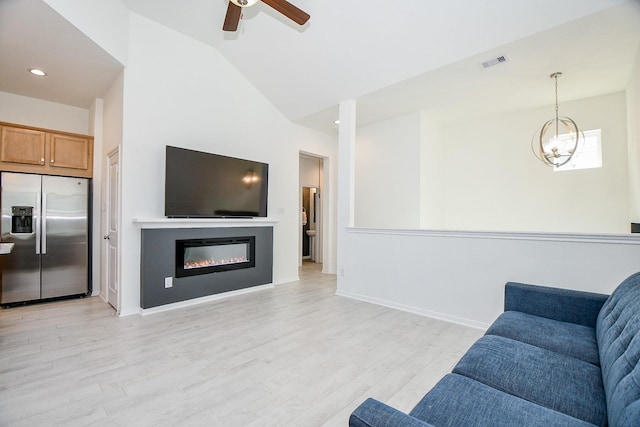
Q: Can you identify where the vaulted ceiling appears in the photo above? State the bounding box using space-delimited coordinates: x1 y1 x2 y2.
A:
1 0 639 133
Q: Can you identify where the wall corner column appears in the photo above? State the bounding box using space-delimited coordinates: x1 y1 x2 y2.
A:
337 100 356 287
89 98 104 297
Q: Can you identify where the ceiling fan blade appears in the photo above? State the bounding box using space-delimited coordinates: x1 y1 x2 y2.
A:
223 2 242 32
262 0 310 25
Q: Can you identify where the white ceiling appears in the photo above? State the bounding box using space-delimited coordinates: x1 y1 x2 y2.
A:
1 0 639 134
0 0 123 109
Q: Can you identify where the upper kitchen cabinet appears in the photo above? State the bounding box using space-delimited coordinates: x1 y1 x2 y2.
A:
0 122 93 178
0 125 46 166
49 133 92 172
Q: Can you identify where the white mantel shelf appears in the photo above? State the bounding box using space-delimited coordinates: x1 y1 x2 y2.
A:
133 218 279 229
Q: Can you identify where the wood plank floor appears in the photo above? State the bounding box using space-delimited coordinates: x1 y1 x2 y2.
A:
0 262 483 426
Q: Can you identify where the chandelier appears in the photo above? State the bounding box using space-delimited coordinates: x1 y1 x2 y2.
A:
531 72 584 167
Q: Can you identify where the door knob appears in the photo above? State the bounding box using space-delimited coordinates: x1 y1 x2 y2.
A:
103 234 110 240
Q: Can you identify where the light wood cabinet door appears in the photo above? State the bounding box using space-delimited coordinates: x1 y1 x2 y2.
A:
0 123 93 178
0 126 46 166
49 133 92 172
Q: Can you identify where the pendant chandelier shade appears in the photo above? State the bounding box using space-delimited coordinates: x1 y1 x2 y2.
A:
531 72 584 167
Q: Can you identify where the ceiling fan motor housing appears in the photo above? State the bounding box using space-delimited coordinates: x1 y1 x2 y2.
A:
231 0 258 7
224 0 310 32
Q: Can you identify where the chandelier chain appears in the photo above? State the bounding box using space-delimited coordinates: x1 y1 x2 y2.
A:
554 73 559 138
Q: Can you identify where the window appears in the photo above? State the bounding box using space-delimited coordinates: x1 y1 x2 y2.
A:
554 129 602 172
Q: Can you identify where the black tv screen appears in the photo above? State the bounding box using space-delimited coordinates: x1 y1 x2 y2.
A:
165 146 268 218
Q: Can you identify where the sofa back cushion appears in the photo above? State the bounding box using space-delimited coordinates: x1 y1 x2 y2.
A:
596 272 640 427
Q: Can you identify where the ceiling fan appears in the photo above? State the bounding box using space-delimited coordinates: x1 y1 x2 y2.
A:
223 0 310 32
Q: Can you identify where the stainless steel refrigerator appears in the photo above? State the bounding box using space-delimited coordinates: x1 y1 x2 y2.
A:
1 172 90 305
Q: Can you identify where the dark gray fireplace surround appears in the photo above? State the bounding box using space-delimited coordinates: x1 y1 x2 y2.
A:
140 226 273 309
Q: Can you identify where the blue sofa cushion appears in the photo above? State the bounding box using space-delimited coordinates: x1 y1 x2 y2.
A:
486 311 599 365
408 373 596 427
349 398 434 427
595 272 640 427
504 282 608 328
452 335 606 426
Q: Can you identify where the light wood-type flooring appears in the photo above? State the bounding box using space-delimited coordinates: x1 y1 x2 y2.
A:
0 262 483 426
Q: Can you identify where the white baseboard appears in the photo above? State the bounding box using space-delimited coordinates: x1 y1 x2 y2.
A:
273 276 300 286
335 289 490 330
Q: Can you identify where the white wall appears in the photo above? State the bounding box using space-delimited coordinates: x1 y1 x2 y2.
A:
442 92 628 233
300 156 321 187
118 14 335 314
98 71 125 302
355 113 422 228
628 43 640 224
339 90 638 328
0 91 89 134
354 93 629 233
88 98 104 297
44 0 129 66
339 228 640 327
420 112 445 228
102 72 125 157
354 92 630 234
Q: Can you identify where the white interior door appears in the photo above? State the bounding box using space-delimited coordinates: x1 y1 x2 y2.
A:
105 148 120 311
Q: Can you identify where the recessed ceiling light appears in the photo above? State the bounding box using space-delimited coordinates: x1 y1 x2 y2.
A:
28 68 47 76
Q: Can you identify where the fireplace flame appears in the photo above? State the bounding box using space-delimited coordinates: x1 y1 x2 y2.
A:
184 256 249 269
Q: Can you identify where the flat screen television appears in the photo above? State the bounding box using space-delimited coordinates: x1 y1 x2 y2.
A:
165 146 268 218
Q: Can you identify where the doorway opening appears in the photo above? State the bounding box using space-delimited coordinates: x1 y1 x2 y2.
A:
299 154 324 266
302 186 320 261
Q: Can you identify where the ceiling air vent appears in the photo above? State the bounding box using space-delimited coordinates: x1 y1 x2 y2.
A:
481 55 507 69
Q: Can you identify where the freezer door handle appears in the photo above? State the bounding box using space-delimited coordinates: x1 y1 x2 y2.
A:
42 192 47 255
35 192 41 255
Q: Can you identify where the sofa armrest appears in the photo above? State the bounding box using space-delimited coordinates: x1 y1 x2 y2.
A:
504 282 609 328
349 398 435 427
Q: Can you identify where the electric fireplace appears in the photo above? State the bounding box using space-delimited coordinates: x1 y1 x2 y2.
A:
176 236 255 278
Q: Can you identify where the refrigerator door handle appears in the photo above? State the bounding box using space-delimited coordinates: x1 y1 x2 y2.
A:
42 192 47 255
36 192 41 255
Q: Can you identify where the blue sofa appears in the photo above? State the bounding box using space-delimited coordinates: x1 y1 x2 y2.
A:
349 272 640 427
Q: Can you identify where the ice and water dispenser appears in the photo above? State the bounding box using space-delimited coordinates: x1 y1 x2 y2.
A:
11 206 33 234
